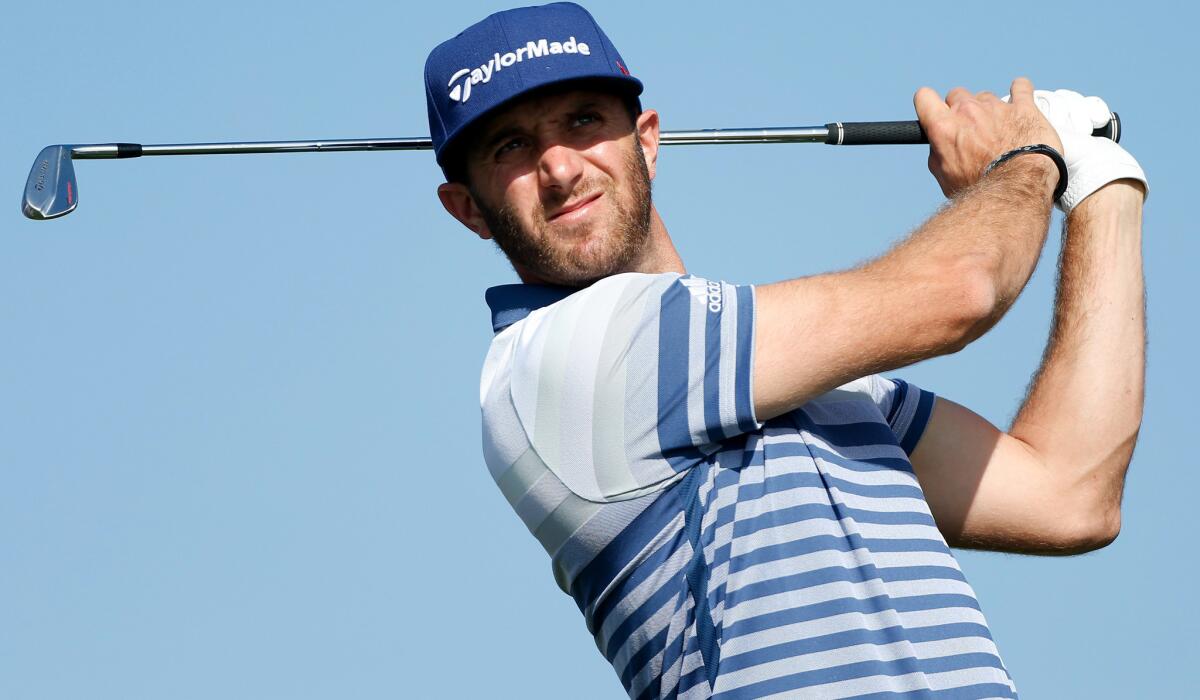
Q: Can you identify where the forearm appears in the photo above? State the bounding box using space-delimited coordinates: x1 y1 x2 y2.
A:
754 81 1065 420
753 158 1056 420
1010 181 1146 532
875 155 1057 337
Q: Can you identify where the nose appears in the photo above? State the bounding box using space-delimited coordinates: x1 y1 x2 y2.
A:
537 142 585 196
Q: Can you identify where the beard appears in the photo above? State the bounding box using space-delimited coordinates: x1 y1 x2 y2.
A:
471 140 653 287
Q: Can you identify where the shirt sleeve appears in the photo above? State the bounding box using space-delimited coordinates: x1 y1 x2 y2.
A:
506 272 760 502
866 375 937 455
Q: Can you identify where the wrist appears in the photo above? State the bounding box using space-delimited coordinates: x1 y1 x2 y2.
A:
1091 179 1147 204
1070 179 1146 220
986 144 1066 202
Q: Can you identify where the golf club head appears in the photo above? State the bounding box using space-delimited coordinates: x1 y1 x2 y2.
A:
23 145 77 220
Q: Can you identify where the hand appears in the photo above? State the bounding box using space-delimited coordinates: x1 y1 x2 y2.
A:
915 77 1063 198
1005 89 1148 213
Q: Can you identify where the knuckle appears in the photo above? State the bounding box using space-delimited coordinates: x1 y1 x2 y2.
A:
957 100 984 119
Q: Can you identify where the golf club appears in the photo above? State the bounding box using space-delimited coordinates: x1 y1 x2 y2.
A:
22 115 1121 220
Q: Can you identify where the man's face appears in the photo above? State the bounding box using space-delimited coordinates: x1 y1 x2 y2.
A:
452 89 655 286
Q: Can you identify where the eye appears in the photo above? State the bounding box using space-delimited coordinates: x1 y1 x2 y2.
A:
494 136 528 159
571 112 601 128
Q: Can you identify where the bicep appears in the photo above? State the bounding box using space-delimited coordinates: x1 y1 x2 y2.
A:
909 397 1085 552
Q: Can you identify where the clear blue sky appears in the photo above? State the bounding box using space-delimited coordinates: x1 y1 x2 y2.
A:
2 1 1194 697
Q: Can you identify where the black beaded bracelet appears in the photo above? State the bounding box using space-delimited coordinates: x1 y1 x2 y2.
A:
984 144 1068 202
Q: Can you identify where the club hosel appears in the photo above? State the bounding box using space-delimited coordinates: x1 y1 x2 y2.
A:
71 143 143 159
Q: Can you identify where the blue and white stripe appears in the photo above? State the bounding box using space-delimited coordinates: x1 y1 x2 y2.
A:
481 272 1017 698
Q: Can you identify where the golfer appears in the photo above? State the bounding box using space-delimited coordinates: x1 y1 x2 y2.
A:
425 4 1147 697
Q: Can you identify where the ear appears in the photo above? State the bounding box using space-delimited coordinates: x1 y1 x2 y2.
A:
635 109 661 180
436 182 492 240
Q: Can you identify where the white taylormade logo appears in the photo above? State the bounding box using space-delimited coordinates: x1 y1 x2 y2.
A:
447 36 592 103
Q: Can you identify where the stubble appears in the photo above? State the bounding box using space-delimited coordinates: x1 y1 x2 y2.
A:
472 140 653 287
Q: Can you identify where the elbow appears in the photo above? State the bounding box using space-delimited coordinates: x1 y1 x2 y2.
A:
1094 509 1123 549
931 256 1004 353
1054 450 1135 554
1049 505 1122 555
1071 509 1122 553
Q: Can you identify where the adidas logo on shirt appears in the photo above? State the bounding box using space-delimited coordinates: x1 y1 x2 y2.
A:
681 277 724 313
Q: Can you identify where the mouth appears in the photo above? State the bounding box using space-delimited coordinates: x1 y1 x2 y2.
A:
548 192 602 222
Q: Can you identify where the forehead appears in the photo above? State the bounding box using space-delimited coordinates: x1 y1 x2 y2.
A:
468 88 627 144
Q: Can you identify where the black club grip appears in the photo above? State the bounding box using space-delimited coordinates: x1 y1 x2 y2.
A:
825 113 1121 145
825 121 927 145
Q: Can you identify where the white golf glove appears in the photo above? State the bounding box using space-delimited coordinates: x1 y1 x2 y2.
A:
1005 89 1148 213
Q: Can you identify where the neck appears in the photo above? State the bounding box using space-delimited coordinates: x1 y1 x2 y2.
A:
635 206 685 274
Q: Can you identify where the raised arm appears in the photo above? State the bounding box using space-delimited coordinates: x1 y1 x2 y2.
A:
911 181 1145 553
908 88 1148 554
753 78 1062 420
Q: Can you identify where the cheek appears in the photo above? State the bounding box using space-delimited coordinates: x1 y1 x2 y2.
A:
586 139 639 185
588 141 624 171
487 172 541 217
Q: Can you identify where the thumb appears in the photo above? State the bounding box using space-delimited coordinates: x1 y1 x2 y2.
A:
1084 95 1113 129
1054 90 1098 135
1008 77 1035 106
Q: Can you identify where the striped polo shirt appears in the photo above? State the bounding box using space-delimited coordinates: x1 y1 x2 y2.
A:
481 272 1017 699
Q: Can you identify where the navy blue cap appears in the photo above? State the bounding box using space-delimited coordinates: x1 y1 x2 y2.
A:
424 2 643 169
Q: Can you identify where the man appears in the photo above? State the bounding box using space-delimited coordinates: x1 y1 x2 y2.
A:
425 3 1146 697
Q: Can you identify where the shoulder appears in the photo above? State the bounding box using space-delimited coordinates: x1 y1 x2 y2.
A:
479 271 683 433
485 271 700 374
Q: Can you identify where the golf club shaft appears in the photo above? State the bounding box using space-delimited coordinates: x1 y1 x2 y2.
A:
67 127 827 158
60 116 1124 158
24 114 1122 220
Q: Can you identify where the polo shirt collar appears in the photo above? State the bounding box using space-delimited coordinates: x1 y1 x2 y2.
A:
485 283 579 333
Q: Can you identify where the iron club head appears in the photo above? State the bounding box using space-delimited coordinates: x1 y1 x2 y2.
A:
23 145 77 220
